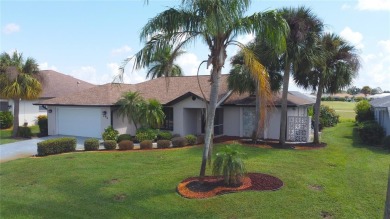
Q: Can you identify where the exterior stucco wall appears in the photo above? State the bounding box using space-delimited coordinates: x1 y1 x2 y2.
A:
373 107 390 136
171 96 205 136
9 99 47 126
223 106 240 136
112 110 137 135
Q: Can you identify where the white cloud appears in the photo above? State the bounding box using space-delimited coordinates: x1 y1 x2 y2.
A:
340 27 364 49
176 52 209 76
378 40 390 54
3 23 20 34
353 40 390 91
70 66 101 84
356 0 390 11
236 33 255 45
107 61 146 84
111 45 132 55
38 62 58 71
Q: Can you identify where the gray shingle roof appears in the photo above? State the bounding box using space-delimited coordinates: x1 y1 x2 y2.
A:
370 95 390 107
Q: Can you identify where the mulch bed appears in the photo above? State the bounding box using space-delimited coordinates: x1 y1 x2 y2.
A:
177 173 283 199
213 136 326 150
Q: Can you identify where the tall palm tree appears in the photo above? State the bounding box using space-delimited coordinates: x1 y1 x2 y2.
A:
295 33 360 144
115 91 145 130
278 7 323 146
0 51 42 137
228 38 283 142
146 44 185 79
120 0 289 178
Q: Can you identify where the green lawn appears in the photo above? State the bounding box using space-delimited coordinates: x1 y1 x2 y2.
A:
322 101 356 120
0 125 40 145
0 122 388 218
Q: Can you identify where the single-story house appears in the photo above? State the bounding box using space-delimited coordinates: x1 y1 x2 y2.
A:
370 96 390 136
1 70 95 126
37 75 315 142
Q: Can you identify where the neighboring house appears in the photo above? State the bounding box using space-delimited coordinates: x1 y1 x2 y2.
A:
38 75 315 142
1 70 95 126
370 96 390 136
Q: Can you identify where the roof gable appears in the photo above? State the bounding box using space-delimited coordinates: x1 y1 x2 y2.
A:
370 96 390 107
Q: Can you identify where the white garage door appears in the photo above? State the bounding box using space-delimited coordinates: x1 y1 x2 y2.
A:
58 107 101 138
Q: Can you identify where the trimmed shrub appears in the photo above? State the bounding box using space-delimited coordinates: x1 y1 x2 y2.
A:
18 126 32 138
136 128 157 142
117 134 132 143
157 131 172 140
357 121 385 145
37 115 48 136
140 140 153 149
102 126 119 141
84 138 99 151
354 100 374 123
157 140 171 149
172 137 188 147
382 136 390 151
103 140 117 150
118 140 134 150
185 134 197 145
0 111 13 129
172 134 181 138
37 137 76 156
319 105 339 128
196 135 205 144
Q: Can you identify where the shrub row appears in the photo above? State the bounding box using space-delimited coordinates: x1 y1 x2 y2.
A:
357 121 385 145
0 111 13 129
84 138 99 151
37 137 76 156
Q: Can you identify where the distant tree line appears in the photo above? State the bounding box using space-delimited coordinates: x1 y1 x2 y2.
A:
346 85 388 96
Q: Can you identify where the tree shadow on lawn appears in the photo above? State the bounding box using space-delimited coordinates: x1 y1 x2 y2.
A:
351 126 389 154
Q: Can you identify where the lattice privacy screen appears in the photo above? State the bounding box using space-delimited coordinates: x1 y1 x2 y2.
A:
287 116 311 142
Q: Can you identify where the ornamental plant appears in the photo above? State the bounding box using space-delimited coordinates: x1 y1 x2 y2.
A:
212 145 246 186
0 111 13 129
102 126 119 141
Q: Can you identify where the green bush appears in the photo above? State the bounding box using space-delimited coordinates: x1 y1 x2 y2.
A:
103 140 117 150
0 111 13 129
157 140 171 149
37 115 48 136
140 140 153 149
136 128 157 142
212 145 246 186
102 126 119 141
354 100 374 123
37 137 76 156
84 138 99 151
318 105 339 129
157 131 173 140
354 97 364 102
357 121 385 145
382 136 390 151
17 126 32 138
117 134 132 143
185 134 197 145
171 137 188 147
118 140 134 150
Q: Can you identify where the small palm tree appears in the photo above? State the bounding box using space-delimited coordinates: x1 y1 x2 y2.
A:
0 51 42 137
212 145 247 186
115 91 145 130
140 98 165 129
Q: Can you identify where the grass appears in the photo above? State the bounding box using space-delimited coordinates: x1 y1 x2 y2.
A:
0 125 40 145
322 101 356 120
0 122 388 218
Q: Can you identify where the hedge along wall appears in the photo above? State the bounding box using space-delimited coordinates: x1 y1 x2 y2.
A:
37 137 76 156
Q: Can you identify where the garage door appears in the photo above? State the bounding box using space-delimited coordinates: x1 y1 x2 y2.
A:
58 107 101 138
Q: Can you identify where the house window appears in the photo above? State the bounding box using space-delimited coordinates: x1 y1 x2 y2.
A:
201 108 224 135
161 107 173 130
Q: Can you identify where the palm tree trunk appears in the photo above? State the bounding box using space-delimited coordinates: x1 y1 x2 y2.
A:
12 98 20 137
199 69 220 178
313 77 324 144
279 61 290 145
252 85 260 143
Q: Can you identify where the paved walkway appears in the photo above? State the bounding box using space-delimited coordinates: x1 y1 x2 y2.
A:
0 135 90 162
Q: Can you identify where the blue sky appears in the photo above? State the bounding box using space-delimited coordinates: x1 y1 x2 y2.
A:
1 0 390 92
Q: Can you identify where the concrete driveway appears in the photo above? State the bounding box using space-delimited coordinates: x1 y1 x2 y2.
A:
0 135 90 162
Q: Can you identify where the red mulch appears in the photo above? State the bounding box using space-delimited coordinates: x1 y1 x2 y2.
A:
177 173 283 199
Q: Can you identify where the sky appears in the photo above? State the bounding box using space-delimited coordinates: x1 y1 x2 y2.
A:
1 0 390 92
